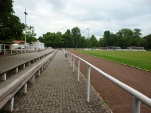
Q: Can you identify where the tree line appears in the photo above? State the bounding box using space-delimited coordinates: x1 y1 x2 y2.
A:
38 27 99 49
1 0 151 49
101 29 151 49
0 0 37 43
38 27 151 49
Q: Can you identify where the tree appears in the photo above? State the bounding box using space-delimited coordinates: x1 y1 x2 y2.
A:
40 32 63 48
116 28 135 48
71 27 81 48
90 35 98 48
133 29 142 46
86 38 91 48
23 25 37 44
62 29 74 48
143 34 151 49
79 36 87 48
0 0 13 14
0 0 25 41
99 38 105 47
133 29 141 38
54 32 63 48
103 30 111 46
38 27 151 49
110 33 119 46
43 32 52 47
38 36 44 43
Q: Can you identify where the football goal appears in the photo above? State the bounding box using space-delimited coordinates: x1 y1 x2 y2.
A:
127 46 144 51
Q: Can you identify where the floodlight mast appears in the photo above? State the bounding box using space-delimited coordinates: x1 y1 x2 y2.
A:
87 28 90 38
24 9 28 49
87 28 90 48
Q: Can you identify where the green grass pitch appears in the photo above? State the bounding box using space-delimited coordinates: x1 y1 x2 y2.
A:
77 50 151 71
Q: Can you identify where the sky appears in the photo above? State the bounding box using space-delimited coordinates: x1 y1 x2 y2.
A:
13 0 151 39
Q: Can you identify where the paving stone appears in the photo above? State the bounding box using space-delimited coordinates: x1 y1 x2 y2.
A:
12 50 111 113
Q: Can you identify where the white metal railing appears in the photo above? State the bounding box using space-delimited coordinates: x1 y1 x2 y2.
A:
67 51 151 113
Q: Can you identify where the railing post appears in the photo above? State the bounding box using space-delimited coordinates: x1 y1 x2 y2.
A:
19 83 27 94
22 64 25 69
28 75 35 84
38 70 41 76
132 96 141 113
73 56 75 72
77 59 80 81
87 65 91 102
68 52 70 62
28 62 31 66
0 73 6 81
15 67 18 73
70 54 72 67
3 49 5 54
41 66 43 71
3 97 14 112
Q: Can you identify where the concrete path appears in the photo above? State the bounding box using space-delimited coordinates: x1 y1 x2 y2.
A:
12 50 111 113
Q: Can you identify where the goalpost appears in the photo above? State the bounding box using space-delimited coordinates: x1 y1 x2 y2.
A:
127 46 144 51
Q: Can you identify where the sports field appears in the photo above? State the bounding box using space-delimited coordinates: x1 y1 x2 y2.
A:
77 50 151 71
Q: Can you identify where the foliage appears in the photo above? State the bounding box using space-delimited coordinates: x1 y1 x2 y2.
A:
104 30 111 46
90 35 98 47
38 27 151 49
1 0 150 49
143 34 151 49
23 25 37 44
0 0 25 41
79 36 87 48
38 32 63 48
100 28 151 49
71 27 81 48
38 27 93 48
62 29 74 48
38 36 44 43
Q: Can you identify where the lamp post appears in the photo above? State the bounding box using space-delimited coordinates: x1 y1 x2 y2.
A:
76 36 77 50
24 9 28 50
87 28 90 38
87 28 90 48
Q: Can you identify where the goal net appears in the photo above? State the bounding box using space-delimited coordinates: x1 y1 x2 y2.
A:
127 46 144 51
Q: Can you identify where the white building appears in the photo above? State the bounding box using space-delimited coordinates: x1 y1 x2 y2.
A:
0 44 2 52
30 40 45 50
12 40 25 49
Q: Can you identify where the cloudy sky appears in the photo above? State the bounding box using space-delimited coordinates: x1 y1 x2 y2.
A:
13 0 151 39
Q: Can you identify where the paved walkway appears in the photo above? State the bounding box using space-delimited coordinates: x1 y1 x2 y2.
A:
12 50 111 113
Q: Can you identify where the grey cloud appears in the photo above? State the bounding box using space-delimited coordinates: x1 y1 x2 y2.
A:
13 0 151 38
47 0 65 11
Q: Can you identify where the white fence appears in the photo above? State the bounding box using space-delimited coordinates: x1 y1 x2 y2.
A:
67 51 151 113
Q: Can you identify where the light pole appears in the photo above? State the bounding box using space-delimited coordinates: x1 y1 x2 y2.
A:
87 28 90 38
24 9 28 49
87 28 90 48
76 36 77 50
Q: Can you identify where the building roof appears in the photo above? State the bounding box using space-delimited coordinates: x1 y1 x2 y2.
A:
13 40 25 44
